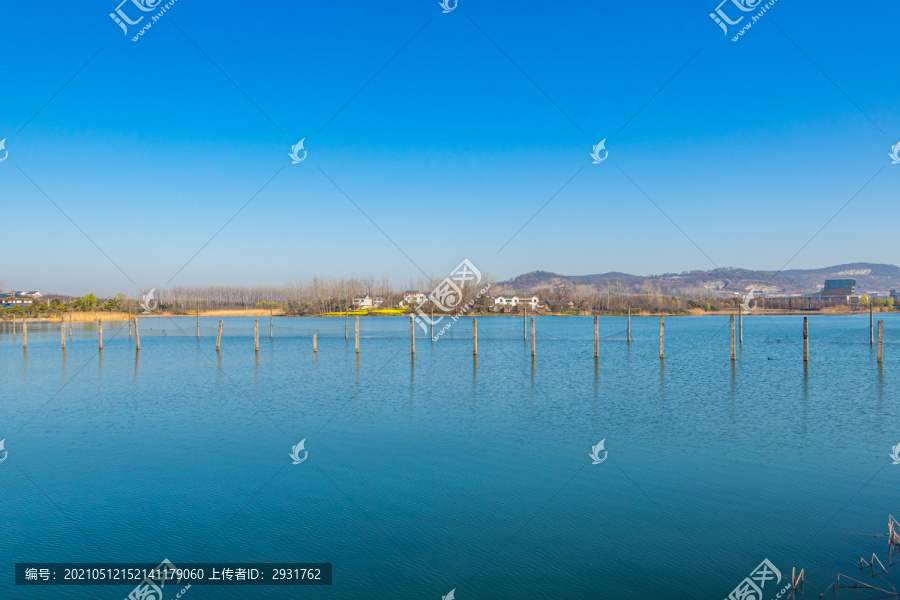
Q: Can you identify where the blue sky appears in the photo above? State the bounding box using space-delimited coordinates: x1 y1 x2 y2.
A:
1 0 898 296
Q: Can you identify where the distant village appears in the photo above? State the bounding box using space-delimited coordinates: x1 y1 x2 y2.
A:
355 292 546 312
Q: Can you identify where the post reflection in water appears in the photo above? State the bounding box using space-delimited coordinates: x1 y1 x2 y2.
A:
658 356 665 396
97 346 103 386
254 350 260 395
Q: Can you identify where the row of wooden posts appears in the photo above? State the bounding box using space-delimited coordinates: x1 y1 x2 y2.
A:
7 310 889 363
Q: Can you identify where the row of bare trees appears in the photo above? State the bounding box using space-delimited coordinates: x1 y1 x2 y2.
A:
142 272 499 315
126 274 813 316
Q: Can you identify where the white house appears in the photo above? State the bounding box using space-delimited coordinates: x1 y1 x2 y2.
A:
400 291 427 306
493 295 539 309
522 296 539 309
352 295 383 308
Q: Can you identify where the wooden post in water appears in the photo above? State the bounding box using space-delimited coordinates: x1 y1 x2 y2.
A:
594 315 599 358
524 306 528 342
269 308 273 340
627 307 631 342
659 316 664 359
730 314 736 361
410 316 416 355
254 319 259 352
61 318 66 350
345 309 348 340
803 317 809 362
878 320 884 363
98 320 103 350
197 309 200 340
22 321 26 350
135 318 140 350
530 317 535 357
870 305 875 346
215 320 223 351
738 303 743 345
472 318 477 356
314 333 318 354
355 316 359 354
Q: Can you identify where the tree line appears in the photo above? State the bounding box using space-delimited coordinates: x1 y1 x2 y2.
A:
3 273 894 318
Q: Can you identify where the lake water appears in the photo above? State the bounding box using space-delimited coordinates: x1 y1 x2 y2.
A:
2 314 899 599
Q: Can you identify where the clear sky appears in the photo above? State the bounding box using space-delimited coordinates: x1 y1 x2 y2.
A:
1 1 897 296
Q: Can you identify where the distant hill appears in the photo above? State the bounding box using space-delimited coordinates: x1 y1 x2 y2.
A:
502 263 900 297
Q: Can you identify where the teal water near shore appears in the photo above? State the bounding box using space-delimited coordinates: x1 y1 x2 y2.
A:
2 315 899 599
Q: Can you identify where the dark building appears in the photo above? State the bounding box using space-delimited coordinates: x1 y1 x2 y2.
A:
822 279 856 297
821 279 857 304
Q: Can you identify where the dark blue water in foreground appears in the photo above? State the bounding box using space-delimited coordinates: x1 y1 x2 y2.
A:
2 314 900 599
